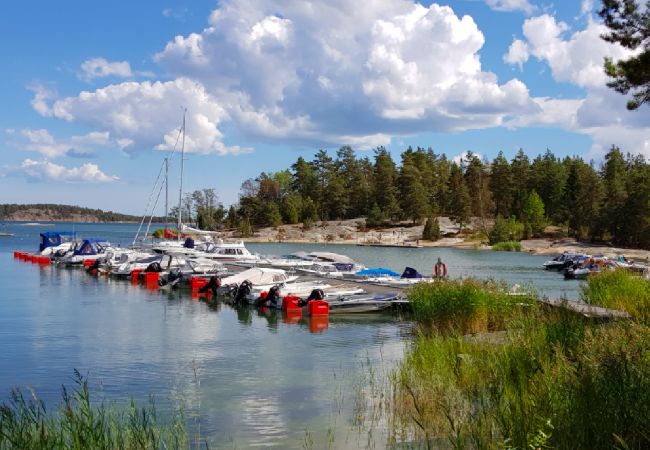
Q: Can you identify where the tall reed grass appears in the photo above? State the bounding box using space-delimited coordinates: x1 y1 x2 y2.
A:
0 371 187 449
581 269 650 324
406 279 536 334
393 279 650 449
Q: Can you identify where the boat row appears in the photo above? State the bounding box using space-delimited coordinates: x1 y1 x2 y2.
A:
542 252 650 280
15 231 426 315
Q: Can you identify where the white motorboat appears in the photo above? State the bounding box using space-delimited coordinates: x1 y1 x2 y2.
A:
110 254 187 277
326 293 400 314
219 267 298 288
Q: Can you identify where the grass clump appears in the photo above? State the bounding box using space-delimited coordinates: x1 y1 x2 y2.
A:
0 371 187 449
406 278 535 333
581 269 650 324
490 241 521 252
393 280 650 449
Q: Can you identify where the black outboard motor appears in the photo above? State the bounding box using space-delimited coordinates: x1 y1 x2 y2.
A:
160 268 183 287
298 288 325 307
199 276 222 296
258 285 281 307
234 280 252 305
145 261 162 272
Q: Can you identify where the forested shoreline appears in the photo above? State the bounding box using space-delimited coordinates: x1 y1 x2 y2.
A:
181 145 649 249
0 204 164 223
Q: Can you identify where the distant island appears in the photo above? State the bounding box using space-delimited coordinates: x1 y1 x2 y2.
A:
0 204 166 223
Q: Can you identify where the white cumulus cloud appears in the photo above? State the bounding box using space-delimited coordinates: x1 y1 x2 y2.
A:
20 159 119 183
33 78 248 155
15 128 111 158
504 14 650 158
79 58 133 81
485 0 536 14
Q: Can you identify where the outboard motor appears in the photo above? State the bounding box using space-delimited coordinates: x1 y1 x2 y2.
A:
199 276 222 296
258 285 281 307
145 261 162 272
161 268 182 287
234 280 252 305
298 288 325 307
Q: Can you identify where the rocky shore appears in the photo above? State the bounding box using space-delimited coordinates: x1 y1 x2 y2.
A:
223 217 650 261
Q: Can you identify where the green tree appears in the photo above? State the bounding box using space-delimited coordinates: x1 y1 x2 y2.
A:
398 162 429 224
366 203 385 228
422 217 441 241
373 147 400 220
523 190 546 237
489 151 513 218
599 145 628 239
447 163 471 231
529 149 566 223
510 149 531 218
281 193 302 224
618 154 650 248
599 0 650 109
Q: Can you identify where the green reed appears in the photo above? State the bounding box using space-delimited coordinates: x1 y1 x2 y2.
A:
406 279 536 334
392 280 650 449
0 371 187 450
581 268 650 324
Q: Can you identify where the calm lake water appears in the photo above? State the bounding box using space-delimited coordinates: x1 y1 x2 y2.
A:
0 222 581 448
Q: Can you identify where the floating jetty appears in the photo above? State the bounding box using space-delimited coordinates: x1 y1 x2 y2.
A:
356 242 423 248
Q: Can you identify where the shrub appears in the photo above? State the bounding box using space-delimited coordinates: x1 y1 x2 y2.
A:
489 215 523 244
491 240 522 251
366 204 385 228
422 217 442 241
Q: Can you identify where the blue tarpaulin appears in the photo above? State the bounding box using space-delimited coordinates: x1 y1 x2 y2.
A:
356 267 400 277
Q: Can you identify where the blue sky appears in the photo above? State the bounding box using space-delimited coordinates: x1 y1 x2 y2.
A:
1 0 648 214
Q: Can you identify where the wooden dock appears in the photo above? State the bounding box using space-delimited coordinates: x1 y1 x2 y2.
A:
356 242 423 248
538 298 630 319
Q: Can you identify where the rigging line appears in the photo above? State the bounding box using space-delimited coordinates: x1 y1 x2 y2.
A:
132 118 185 245
144 170 167 242
132 158 166 245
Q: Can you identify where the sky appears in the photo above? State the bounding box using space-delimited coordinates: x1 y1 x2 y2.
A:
1 0 648 215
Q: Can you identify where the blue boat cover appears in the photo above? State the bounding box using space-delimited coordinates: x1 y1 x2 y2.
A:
401 267 423 278
355 267 400 277
73 239 108 256
39 232 75 251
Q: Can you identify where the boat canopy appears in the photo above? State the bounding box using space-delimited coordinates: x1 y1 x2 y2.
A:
220 267 289 286
73 239 108 256
401 267 423 279
39 232 75 251
356 268 400 277
306 252 356 264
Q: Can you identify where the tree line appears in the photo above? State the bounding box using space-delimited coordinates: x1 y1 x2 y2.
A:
183 145 648 249
0 204 165 223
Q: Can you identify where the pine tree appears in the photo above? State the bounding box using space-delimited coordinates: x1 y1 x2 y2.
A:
448 163 471 231
422 217 441 241
489 151 513 218
599 0 650 109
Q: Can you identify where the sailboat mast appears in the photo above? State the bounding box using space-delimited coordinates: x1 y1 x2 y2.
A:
164 157 169 230
177 108 186 240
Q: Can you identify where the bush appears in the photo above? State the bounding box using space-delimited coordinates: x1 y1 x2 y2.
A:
422 217 442 241
491 240 522 251
489 215 523 244
366 204 385 228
